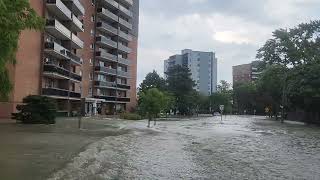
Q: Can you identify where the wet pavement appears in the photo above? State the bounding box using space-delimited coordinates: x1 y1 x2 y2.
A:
47 116 320 180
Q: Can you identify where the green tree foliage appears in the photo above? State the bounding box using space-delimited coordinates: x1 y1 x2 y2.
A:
233 82 258 114
138 70 166 93
0 0 44 100
13 95 57 124
217 80 231 93
139 88 167 126
257 20 320 66
165 65 196 115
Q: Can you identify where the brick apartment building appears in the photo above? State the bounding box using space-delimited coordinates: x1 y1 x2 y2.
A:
232 61 262 85
0 0 139 118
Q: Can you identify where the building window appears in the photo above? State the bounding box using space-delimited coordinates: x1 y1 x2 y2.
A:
89 73 93 80
90 44 94 49
91 15 95 22
79 70 82 76
89 58 93 65
91 0 95 5
90 29 94 36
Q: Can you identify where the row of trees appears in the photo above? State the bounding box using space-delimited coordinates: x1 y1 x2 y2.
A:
233 20 320 123
138 67 234 124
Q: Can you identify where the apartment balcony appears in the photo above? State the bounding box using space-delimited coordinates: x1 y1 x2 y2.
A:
118 56 131 66
119 4 133 18
70 91 81 98
44 42 69 60
96 21 118 36
96 35 117 49
43 64 82 82
67 51 82 65
117 70 130 78
95 50 118 63
118 30 132 42
97 8 118 23
71 14 84 32
94 81 117 89
118 43 132 53
95 66 117 76
62 0 85 16
119 0 133 7
93 95 130 103
100 0 119 10
71 33 84 49
117 83 130 90
46 19 71 40
46 0 72 21
119 17 132 30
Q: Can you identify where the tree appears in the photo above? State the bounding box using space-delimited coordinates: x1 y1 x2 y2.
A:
257 65 287 119
257 20 320 67
0 0 44 100
138 70 166 93
217 80 231 93
139 88 167 127
210 92 232 114
12 95 57 124
233 82 258 115
165 65 196 115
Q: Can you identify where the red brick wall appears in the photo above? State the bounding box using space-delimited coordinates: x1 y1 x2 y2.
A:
0 0 43 118
127 37 138 111
78 0 95 98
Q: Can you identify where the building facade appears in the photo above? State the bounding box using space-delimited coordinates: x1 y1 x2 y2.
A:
232 60 262 85
0 0 139 118
164 49 218 95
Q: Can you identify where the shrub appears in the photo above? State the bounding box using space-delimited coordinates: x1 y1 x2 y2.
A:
120 113 142 120
12 95 57 124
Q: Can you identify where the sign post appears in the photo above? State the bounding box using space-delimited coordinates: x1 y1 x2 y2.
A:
219 105 224 122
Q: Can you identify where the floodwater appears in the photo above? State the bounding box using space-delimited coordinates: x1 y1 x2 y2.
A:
49 116 320 180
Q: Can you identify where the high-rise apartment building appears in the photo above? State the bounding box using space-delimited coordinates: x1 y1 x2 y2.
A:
164 49 218 95
232 60 262 85
0 0 139 118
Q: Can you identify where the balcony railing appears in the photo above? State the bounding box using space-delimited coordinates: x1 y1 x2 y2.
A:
95 81 117 88
119 0 133 6
93 95 130 102
67 51 82 65
46 19 71 40
97 8 118 22
117 83 130 90
119 17 132 30
101 0 119 9
96 22 118 35
96 50 118 62
43 64 70 77
118 30 132 41
118 56 131 66
70 91 81 98
119 5 133 18
64 0 85 15
117 70 130 78
118 43 132 53
46 0 72 20
96 36 117 49
95 66 117 75
42 88 69 97
44 42 69 59
70 72 82 81
71 14 84 32
71 33 84 49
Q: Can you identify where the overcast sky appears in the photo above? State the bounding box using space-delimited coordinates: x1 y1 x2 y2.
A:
136 0 320 85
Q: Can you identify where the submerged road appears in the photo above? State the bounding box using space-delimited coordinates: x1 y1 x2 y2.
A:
49 116 320 180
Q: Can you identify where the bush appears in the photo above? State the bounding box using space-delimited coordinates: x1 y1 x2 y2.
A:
12 95 57 124
120 113 142 120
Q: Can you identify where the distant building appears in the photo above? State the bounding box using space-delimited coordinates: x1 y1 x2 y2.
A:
232 61 263 85
164 49 218 95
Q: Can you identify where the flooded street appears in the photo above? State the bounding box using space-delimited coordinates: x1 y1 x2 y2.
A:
47 116 320 180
